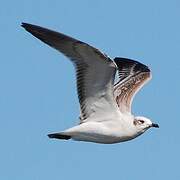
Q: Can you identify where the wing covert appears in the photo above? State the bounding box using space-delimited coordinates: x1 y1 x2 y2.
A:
114 57 151 114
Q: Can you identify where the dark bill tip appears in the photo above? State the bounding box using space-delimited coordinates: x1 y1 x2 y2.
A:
152 123 159 128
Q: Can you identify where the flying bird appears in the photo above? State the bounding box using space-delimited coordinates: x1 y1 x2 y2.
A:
22 23 159 144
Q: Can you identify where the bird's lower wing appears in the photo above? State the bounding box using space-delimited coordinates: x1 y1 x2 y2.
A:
22 23 119 123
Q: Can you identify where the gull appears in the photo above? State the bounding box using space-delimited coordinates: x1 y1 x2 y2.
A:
21 23 159 144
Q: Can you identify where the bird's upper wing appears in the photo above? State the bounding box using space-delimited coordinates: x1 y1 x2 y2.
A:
113 57 151 114
22 23 119 123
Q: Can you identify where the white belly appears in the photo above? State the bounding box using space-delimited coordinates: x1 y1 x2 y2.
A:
64 121 139 144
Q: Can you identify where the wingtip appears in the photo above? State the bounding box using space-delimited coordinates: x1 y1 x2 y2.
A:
21 22 40 31
114 57 150 73
21 22 29 29
21 22 44 38
21 22 25 27
21 22 33 32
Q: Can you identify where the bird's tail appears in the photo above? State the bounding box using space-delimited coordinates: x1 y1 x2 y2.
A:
48 132 71 140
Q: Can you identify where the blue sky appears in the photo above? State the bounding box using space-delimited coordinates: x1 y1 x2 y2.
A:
1 0 180 179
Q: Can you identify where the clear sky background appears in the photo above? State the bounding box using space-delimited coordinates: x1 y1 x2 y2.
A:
1 0 180 179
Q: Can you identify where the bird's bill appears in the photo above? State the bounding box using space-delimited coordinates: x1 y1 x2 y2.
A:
151 123 159 128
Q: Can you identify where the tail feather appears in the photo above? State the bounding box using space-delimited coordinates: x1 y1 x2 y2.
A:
48 133 71 140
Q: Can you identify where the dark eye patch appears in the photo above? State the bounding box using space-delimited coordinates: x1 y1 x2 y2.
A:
139 120 144 124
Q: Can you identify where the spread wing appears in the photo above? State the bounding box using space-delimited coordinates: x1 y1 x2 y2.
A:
114 57 151 114
22 23 118 123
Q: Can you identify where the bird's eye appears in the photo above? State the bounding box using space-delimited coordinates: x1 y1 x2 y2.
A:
139 120 144 124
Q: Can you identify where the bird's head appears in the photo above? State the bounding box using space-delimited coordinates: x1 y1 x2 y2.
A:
134 116 159 133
